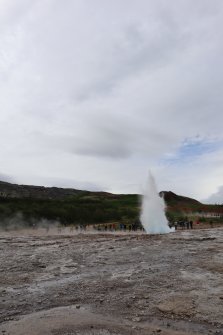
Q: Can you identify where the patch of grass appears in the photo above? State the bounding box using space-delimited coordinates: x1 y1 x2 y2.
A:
0 194 140 227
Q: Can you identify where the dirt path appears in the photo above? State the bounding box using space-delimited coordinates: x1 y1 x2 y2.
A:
0 229 222 334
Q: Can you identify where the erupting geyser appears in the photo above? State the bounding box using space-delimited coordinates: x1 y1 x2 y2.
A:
141 172 173 234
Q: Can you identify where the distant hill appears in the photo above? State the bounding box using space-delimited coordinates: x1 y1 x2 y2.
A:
0 180 85 199
0 180 120 200
0 180 138 227
160 191 223 220
0 181 222 227
160 191 201 205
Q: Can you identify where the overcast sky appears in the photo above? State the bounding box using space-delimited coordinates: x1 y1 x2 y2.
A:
1 0 223 202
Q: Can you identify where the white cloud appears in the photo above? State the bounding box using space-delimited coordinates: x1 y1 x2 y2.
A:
203 186 223 204
0 0 223 199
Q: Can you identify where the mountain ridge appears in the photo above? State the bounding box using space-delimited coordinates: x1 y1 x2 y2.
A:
0 180 222 227
0 179 218 205
0 180 92 199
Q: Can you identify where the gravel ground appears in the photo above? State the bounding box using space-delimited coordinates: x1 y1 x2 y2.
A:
0 228 222 335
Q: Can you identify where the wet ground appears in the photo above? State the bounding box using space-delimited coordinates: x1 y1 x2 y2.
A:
0 228 222 335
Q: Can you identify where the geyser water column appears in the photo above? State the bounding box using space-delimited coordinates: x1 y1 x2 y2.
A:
140 172 173 234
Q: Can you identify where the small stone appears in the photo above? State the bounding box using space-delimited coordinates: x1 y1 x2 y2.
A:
76 305 80 309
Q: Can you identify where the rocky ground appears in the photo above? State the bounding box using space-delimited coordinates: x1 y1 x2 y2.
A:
0 228 222 335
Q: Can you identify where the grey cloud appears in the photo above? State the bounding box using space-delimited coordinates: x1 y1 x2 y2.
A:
0 1 223 198
50 113 177 160
72 133 132 159
75 19 190 102
36 128 133 159
0 0 37 30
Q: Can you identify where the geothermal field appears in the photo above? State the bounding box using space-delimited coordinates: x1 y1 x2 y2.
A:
0 228 222 335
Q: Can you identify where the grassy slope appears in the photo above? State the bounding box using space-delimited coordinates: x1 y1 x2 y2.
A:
0 193 140 227
0 189 222 228
163 191 223 222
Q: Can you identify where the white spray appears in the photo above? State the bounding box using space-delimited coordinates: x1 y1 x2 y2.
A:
140 172 173 234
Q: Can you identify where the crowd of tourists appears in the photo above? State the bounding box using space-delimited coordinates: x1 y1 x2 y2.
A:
169 220 194 230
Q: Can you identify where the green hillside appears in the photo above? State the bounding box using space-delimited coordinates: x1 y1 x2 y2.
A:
162 191 223 223
0 181 223 228
0 191 140 228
